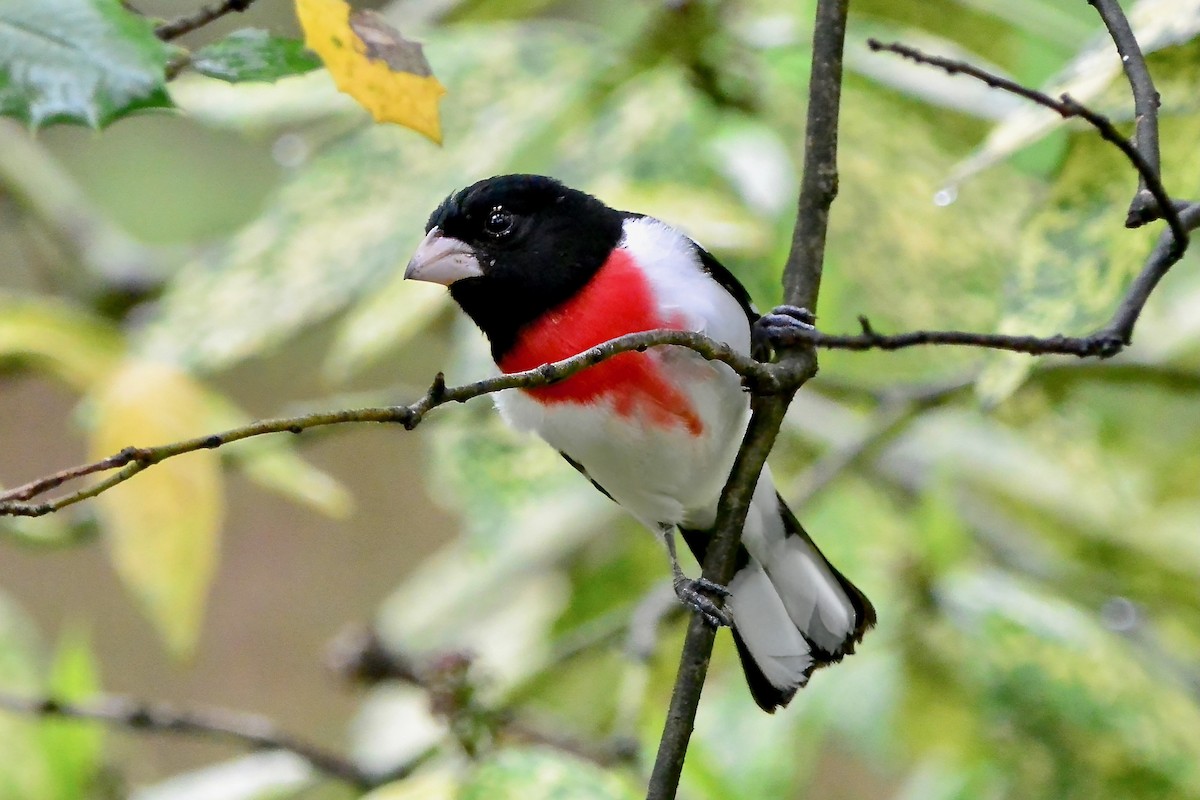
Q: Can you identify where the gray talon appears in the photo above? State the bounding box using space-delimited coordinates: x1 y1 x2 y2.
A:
753 305 817 359
691 577 731 598
674 577 733 627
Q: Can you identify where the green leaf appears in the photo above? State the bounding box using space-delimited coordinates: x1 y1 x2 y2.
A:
137 23 614 371
191 29 321 84
0 293 124 391
37 632 103 800
460 748 637 800
928 569 1200 797
89 359 223 658
0 0 173 129
0 589 50 799
977 101 1200 403
949 0 1200 185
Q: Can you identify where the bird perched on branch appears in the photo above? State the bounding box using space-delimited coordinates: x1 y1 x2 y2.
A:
405 174 873 711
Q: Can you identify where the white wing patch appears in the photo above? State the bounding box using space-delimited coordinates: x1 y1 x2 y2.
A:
618 217 753 357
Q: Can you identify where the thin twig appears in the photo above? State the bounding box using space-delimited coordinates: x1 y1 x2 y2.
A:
866 38 1188 257
327 628 637 766
646 1 850 797
0 329 770 517
793 200 1200 352
0 692 427 789
1087 0 1163 225
9 237 1200 522
155 0 258 41
1099 200 1200 344
771 320 1131 356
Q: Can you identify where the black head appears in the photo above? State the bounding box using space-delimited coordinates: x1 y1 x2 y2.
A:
406 175 624 360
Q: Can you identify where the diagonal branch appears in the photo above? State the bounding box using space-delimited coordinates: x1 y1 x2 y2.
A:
0 691 429 789
155 0 258 41
328 628 637 766
867 38 1188 258
0 329 770 518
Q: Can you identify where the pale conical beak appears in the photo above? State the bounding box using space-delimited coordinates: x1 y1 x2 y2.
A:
404 227 484 285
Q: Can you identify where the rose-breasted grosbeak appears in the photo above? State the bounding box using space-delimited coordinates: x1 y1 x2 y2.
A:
405 174 874 711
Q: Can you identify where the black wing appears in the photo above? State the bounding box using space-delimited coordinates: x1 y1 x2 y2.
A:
559 451 613 502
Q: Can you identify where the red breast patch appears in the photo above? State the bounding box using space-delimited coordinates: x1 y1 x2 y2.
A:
498 249 704 435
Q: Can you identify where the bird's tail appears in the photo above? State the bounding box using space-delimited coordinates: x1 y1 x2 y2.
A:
682 472 875 712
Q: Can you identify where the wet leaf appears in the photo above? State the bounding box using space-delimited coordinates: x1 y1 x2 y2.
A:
191 28 321 84
0 0 173 128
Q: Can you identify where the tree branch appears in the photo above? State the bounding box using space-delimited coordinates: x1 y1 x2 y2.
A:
155 0 258 41
327 627 637 766
646 2 850 798
1087 0 1163 225
866 38 1188 257
0 691 428 789
0 329 770 517
7 207 1199 525
645 398 793 799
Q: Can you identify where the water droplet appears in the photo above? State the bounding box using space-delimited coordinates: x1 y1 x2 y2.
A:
933 186 958 206
272 134 310 168
1100 596 1139 632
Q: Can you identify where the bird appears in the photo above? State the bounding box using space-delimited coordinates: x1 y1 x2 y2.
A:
404 174 874 711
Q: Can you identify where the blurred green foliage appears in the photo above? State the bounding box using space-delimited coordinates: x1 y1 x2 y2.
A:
3 0 1200 798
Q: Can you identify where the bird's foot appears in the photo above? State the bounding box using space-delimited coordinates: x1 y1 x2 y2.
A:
752 305 816 359
748 304 816 352
673 575 733 628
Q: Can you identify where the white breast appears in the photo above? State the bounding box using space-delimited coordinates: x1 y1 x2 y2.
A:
495 216 753 529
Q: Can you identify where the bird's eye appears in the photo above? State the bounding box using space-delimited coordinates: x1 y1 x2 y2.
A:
483 207 515 238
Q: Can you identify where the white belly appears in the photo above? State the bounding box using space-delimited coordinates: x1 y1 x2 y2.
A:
495 349 749 530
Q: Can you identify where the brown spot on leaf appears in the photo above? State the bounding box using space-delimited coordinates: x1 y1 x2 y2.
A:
348 10 432 76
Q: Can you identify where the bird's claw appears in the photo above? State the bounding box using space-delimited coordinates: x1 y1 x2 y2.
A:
673 576 733 628
752 305 817 359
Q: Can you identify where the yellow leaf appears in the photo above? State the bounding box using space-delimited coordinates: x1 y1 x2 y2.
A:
89 361 223 659
295 0 446 142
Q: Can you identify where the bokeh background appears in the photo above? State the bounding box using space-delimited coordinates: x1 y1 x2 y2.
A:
3 0 1200 798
